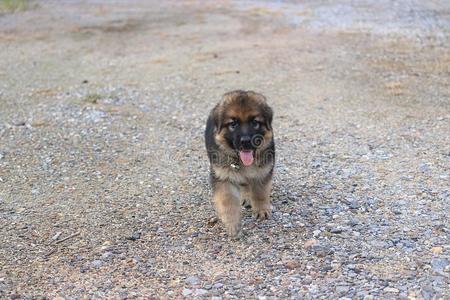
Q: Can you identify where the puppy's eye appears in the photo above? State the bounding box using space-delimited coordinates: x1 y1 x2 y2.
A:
251 119 260 129
228 119 239 130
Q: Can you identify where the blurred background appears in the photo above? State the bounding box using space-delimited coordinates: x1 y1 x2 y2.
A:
0 1 449 299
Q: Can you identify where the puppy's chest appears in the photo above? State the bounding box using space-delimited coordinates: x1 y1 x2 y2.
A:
213 163 272 184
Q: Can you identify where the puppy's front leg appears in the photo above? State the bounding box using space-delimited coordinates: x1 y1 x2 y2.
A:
213 181 241 237
250 180 272 220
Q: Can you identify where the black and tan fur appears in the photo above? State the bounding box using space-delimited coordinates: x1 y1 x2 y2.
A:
205 90 275 237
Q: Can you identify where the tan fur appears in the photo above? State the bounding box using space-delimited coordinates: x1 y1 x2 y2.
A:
214 92 273 154
226 104 259 123
213 166 272 236
249 180 272 219
212 160 273 237
212 163 272 185
215 130 273 154
207 90 274 237
218 91 270 129
263 129 273 144
213 181 241 237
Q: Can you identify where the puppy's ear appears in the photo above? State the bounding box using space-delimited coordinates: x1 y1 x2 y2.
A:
250 91 273 131
262 103 273 131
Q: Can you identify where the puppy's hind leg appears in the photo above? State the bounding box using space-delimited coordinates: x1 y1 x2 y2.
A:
213 181 242 237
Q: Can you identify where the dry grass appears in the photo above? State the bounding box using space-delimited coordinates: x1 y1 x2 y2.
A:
0 0 29 12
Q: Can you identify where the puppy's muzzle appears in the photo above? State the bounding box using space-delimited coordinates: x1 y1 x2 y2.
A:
240 136 252 150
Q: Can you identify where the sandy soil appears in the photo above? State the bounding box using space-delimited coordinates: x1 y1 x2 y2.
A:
0 0 449 299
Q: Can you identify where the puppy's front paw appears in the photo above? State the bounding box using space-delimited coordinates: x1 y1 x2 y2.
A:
241 198 252 209
225 221 242 238
253 207 272 220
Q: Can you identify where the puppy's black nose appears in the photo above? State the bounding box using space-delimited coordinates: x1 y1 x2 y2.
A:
240 136 252 149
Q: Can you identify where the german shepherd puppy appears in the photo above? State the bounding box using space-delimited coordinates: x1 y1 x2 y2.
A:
205 90 275 237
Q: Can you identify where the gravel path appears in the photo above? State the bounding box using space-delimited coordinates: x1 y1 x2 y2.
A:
0 1 449 299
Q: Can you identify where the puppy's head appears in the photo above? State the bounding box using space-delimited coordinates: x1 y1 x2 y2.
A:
213 90 273 167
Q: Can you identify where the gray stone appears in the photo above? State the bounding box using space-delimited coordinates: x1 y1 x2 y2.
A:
185 276 201 285
312 245 334 257
213 283 223 289
431 258 449 272
330 227 344 234
383 287 399 293
194 289 208 296
419 163 430 172
336 285 349 294
126 232 141 241
91 260 103 269
182 288 193 296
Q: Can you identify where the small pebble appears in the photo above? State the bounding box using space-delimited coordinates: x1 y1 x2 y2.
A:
431 246 443 254
431 258 449 272
185 276 200 285
182 288 193 296
335 285 349 294
213 283 223 289
330 227 344 234
384 287 399 293
312 245 334 257
126 232 141 241
194 289 208 296
91 260 103 269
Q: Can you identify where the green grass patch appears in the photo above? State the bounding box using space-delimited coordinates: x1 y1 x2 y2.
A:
0 0 29 13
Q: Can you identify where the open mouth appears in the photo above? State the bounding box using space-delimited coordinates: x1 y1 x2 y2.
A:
239 150 254 166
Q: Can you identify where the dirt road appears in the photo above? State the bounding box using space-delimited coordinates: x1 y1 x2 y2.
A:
0 1 449 298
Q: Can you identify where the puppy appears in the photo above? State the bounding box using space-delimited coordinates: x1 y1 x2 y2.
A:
205 90 275 237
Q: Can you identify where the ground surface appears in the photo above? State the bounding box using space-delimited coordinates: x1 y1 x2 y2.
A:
0 0 449 299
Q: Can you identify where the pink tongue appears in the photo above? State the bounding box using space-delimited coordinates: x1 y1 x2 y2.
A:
239 150 254 166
